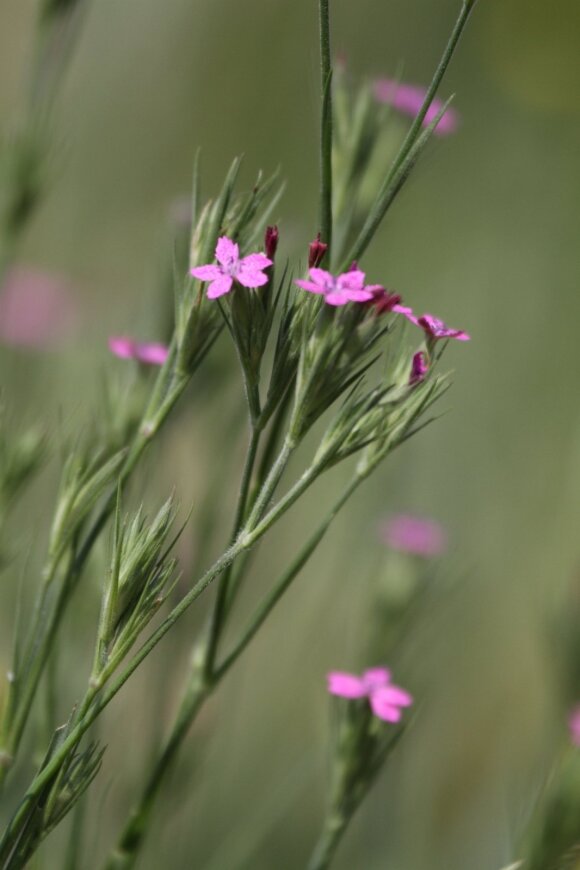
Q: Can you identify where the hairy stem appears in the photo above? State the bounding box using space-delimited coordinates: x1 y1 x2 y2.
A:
319 0 333 259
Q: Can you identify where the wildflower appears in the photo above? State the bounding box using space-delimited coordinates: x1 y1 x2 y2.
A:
398 309 470 342
373 78 459 136
109 337 169 366
0 268 78 348
381 514 447 557
409 350 429 385
328 667 412 722
569 706 580 746
264 225 279 260
190 236 272 299
295 267 378 307
308 233 328 269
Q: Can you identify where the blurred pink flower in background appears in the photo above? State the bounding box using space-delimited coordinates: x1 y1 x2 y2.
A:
109 337 169 366
0 268 78 348
328 667 413 722
569 706 580 746
373 78 459 136
381 514 447 557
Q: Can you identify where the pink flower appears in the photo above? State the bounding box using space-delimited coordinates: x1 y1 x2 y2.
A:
0 267 78 348
109 336 169 366
190 236 272 299
381 514 447 557
373 78 459 136
398 309 470 342
295 267 379 307
569 706 580 746
327 667 413 723
409 350 429 385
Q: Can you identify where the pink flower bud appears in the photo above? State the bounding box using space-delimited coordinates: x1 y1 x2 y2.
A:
308 234 328 269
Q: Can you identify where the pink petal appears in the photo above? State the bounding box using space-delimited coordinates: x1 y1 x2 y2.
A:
327 671 367 699
308 268 334 288
190 264 223 282
362 668 391 690
370 694 403 722
377 685 413 707
237 266 270 288
325 291 351 306
295 279 327 295
394 306 419 324
373 78 458 137
215 236 239 268
240 253 272 271
135 342 169 366
345 289 375 303
109 336 136 359
337 269 366 292
207 275 233 299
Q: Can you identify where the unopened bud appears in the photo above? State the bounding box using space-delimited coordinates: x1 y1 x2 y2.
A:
409 351 429 385
265 225 279 260
308 233 328 268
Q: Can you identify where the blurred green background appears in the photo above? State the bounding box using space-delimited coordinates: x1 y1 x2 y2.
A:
2 0 580 868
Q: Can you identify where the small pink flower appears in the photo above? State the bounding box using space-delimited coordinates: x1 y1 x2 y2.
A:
409 350 429 385
398 309 470 342
295 267 378 307
0 267 78 348
109 336 169 366
328 667 413 723
190 236 272 299
373 78 459 136
569 706 580 746
381 514 447 557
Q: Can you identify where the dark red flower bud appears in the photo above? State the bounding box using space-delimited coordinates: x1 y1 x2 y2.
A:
409 351 429 385
368 287 402 315
265 225 279 260
308 233 328 268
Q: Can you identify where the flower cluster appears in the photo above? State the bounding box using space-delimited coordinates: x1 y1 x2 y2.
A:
328 667 412 722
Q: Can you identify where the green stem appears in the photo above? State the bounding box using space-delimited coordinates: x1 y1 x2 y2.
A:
216 474 359 680
319 0 333 259
343 0 477 268
0 368 189 782
102 676 209 870
307 814 348 870
202 423 261 678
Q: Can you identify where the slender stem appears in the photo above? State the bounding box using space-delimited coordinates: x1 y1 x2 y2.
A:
344 0 477 268
244 437 295 530
319 0 333 259
216 474 359 680
307 814 348 870
102 676 209 870
0 546 238 862
202 423 261 677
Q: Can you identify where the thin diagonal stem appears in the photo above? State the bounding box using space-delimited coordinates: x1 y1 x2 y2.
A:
344 0 477 268
319 0 333 259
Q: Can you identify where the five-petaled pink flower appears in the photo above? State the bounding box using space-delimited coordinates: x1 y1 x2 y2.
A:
190 236 272 299
328 667 413 722
295 267 380 307
109 336 169 366
373 78 459 136
381 514 447 557
569 706 580 747
409 350 429 385
398 308 470 342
